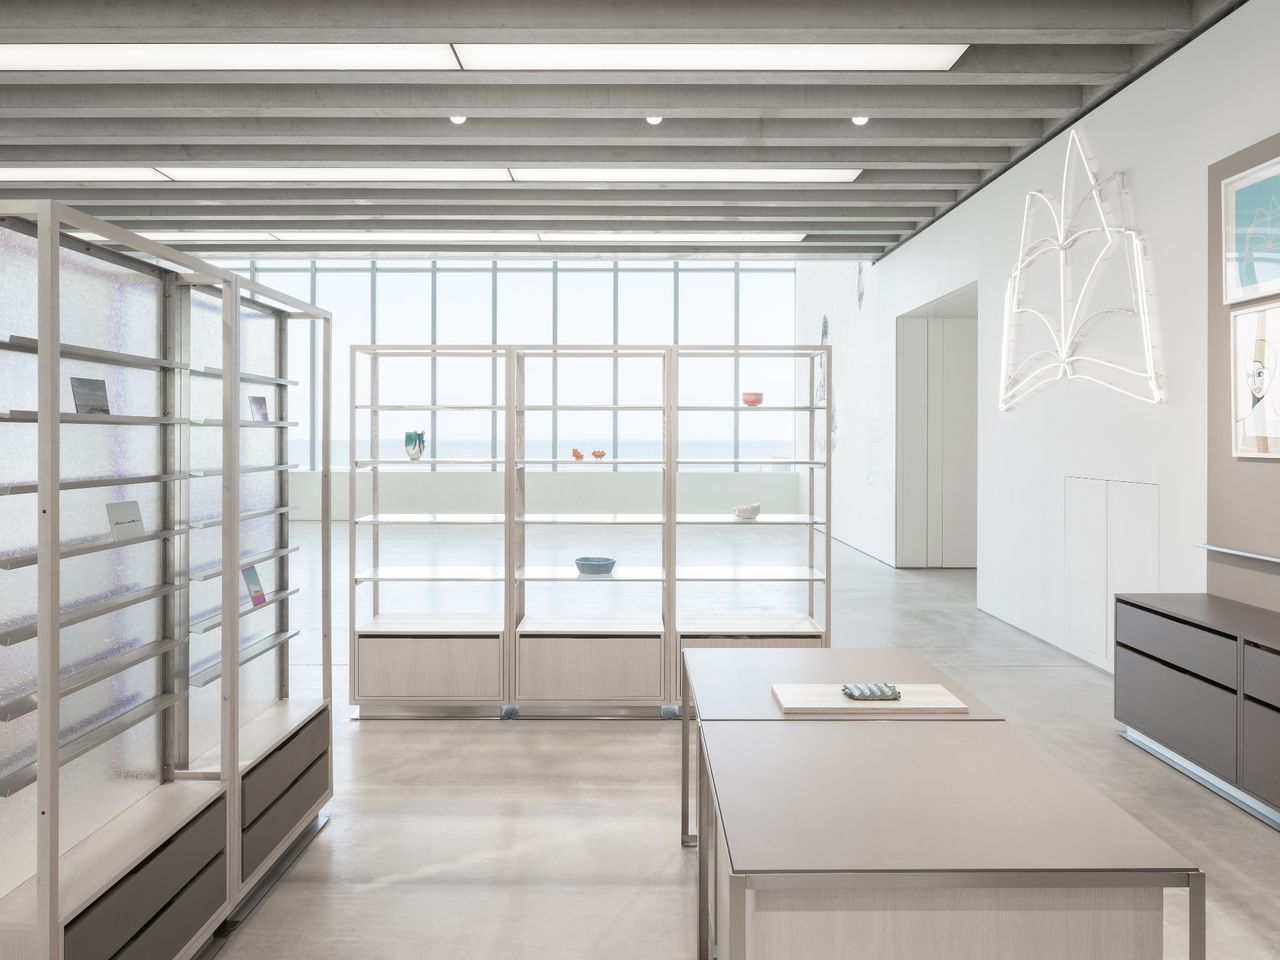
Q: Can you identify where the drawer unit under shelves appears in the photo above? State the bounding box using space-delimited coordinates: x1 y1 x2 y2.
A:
1242 698 1280 810
516 633 665 703
1115 600 1238 689
1115 645 1238 783
356 634 504 701
1243 642 1280 711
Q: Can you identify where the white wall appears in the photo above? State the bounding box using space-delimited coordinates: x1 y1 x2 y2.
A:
804 0 1280 661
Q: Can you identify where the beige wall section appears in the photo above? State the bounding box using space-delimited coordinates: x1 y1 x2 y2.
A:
1207 130 1280 612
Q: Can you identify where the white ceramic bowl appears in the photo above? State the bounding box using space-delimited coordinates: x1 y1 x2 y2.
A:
734 503 761 520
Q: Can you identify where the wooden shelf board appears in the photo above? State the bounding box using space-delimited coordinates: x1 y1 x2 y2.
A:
188 697 327 775
356 613 504 636
678 614 823 637
0 780 226 930
518 615 663 636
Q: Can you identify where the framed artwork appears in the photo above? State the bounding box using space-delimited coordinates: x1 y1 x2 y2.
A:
1224 157 1280 304
1231 301 1280 458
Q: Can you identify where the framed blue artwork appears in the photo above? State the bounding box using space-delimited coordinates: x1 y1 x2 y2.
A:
1224 157 1280 304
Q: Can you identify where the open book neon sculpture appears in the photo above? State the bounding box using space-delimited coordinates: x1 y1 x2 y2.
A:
999 130 1160 411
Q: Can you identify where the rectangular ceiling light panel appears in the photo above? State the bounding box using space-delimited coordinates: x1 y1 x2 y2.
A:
0 44 460 71
156 167 512 182
270 231 541 243
0 167 170 181
456 43 968 71
539 232 807 243
511 168 860 183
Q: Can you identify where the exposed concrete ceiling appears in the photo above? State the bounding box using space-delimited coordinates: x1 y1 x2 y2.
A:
0 0 1246 259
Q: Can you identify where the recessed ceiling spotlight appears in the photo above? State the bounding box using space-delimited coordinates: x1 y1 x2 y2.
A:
646 116 663 126
449 116 467 125
851 116 870 126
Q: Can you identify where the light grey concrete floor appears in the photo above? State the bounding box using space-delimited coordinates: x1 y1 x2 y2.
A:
222 522 1280 959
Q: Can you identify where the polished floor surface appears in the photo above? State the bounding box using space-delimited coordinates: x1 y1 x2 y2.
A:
221 523 1280 959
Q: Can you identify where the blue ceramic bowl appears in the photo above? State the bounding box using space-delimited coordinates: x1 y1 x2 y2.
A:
575 556 616 575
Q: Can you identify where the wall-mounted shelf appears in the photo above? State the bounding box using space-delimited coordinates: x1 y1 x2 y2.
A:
1200 543 1280 565
0 527 183 570
0 334 188 371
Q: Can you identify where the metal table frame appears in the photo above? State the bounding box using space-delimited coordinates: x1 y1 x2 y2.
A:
695 725 1206 960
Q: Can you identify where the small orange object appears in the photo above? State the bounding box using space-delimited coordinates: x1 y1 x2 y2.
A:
572 448 584 460
592 450 606 460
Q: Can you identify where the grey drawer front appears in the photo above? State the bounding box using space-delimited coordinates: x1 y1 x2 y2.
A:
112 852 226 960
1116 602 1238 688
242 708 329 826
65 797 225 960
1244 643 1280 711
242 751 329 881
1242 700 1280 809
1115 646 1238 782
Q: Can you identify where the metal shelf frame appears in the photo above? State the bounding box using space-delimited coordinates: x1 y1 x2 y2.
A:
347 343 830 719
0 201 333 960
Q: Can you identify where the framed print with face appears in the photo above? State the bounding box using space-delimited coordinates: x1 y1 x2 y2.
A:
1224 157 1280 304
1231 301 1280 458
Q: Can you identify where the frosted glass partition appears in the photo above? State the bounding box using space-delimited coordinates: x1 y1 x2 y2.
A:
0 204 332 959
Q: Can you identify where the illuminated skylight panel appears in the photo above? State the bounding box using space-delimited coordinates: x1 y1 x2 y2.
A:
155 167 514 182
511 168 861 183
539 232 807 243
0 44 459 71
454 43 968 71
0 167 169 181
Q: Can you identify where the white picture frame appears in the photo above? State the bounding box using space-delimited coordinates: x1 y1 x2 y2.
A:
1223 156 1280 305
1230 300 1280 458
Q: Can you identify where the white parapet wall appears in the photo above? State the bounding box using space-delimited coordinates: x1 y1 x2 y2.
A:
290 468 806 520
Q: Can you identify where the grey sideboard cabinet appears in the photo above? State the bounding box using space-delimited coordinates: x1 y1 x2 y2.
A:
1115 593 1280 823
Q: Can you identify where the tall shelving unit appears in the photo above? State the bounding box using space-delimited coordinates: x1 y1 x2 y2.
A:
349 344 828 719
0 202 332 960
509 346 673 714
673 344 831 695
349 345 508 716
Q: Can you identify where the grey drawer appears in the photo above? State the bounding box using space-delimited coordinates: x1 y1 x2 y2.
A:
1115 645 1238 782
1116 602 1238 689
242 708 329 826
1241 699 1280 810
242 751 329 881
1244 643 1280 711
112 852 226 960
65 796 225 960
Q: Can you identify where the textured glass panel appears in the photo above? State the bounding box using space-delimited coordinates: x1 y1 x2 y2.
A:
240 516 281 558
189 289 224 372
60 424 162 485
56 362 160 421
0 720 160 901
189 475 222 526
240 472 280 513
239 428 278 469
60 246 162 357
239 653 279 727
0 424 36 492
239 302 278 379
0 225 38 341
187 680 222 763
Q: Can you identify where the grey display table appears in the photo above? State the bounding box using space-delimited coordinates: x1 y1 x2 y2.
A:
679 647 1003 844
697 720 1205 960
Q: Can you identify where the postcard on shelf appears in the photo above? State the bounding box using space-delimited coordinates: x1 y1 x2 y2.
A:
243 565 267 606
248 395 270 422
70 377 111 415
105 501 145 542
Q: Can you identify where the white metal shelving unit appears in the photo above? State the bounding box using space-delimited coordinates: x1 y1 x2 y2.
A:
349 345 509 717
0 202 332 960
673 344 832 696
347 343 829 718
